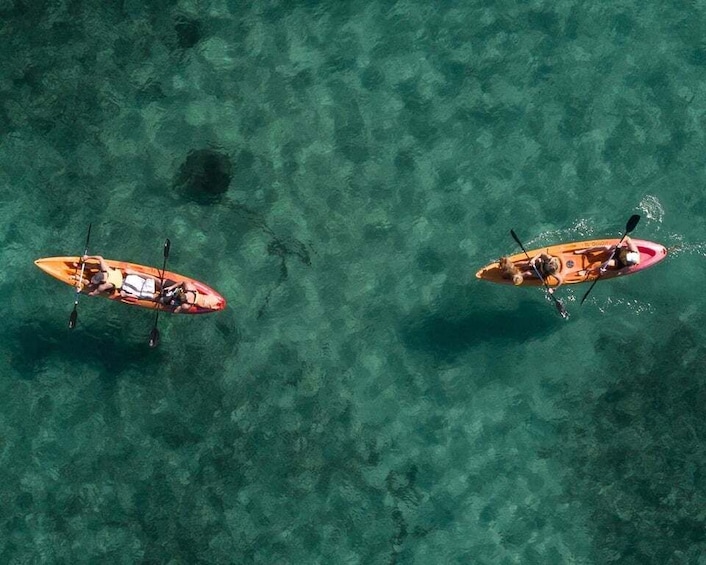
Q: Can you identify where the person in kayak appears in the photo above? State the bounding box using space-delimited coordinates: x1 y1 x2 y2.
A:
526 253 564 287
158 281 224 312
82 255 124 296
576 236 641 270
158 281 199 313
498 256 524 285
610 236 641 269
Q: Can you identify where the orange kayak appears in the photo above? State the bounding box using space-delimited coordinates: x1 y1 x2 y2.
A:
475 238 667 287
35 256 226 314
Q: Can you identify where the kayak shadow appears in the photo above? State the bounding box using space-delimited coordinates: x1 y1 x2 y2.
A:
399 297 562 363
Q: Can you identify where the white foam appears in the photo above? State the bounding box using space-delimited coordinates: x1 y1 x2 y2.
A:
638 194 665 224
596 296 655 315
663 233 706 258
527 218 596 246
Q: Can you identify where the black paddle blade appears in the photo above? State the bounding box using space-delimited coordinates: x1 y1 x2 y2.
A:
84 223 93 249
68 307 78 329
510 229 527 254
149 327 160 348
626 214 640 233
163 238 171 258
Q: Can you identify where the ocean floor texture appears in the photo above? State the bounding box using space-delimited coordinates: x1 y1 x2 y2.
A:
1 1 706 563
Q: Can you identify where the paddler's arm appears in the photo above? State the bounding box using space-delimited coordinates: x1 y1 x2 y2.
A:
521 254 542 278
81 255 111 295
88 280 115 296
528 253 551 277
528 253 544 270
82 255 109 272
574 245 611 255
162 282 183 293
624 236 638 253
547 272 564 293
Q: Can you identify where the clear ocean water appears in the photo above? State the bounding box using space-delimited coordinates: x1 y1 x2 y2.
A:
1 1 705 563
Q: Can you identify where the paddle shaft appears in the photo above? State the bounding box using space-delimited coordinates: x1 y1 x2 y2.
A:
149 239 171 347
510 229 568 319
69 223 92 329
580 214 640 305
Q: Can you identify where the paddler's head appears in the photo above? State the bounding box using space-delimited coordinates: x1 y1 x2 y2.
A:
90 272 106 286
544 256 560 274
618 248 640 266
625 251 640 265
512 273 523 286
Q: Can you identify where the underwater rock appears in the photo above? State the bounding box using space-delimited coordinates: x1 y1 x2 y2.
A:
175 148 233 204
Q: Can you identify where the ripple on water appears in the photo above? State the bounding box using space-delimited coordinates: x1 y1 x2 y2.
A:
638 194 665 224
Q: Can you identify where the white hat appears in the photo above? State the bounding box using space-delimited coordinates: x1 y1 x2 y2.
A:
625 251 640 265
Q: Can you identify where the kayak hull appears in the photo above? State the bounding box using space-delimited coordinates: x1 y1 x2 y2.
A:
475 238 667 287
35 257 226 314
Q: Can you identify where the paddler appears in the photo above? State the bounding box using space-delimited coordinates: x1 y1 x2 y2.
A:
82 255 124 296
576 236 641 270
523 252 564 288
498 256 524 285
609 236 641 268
157 281 222 312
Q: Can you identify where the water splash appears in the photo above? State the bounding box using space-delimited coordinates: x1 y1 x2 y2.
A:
665 233 706 258
558 286 653 315
638 195 665 224
596 296 656 315
527 199 664 248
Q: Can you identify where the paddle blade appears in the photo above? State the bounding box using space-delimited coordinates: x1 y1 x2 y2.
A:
69 307 78 329
84 223 93 250
163 238 171 258
149 327 160 348
510 229 524 251
626 214 640 233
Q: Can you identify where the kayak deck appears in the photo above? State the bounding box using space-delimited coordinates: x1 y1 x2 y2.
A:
475 238 667 287
35 256 226 314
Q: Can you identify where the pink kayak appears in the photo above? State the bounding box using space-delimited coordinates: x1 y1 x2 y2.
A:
475 238 667 287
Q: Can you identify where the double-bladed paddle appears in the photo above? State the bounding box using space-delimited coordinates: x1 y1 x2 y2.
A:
510 229 569 320
149 238 171 348
580 214 640 305
69 223 92 329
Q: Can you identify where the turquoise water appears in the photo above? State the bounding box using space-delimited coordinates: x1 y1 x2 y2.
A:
2 0 706 563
